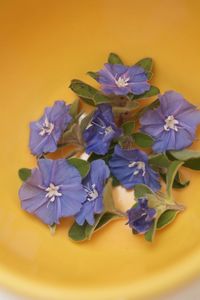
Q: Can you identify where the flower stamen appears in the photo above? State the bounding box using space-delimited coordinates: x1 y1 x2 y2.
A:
39 118 54 136
164 115 179 132
84 184 99 201
45 183 62 204
87 118 114 136
115 76 130 88
128 161 146 176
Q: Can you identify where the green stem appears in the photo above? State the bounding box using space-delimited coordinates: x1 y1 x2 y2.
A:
166 161 184 202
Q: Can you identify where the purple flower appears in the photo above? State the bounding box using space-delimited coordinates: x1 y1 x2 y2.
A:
19 159 85 225
98 63 150 96
140 91 200 153
75 160 110 225
83 104 122 155
109 145 160 191
29 101 72 156
127 198 156 234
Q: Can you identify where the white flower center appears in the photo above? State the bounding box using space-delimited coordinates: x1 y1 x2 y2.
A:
84 184 99 202
115 76 130 88
164 115 179 132
104 125 114 135
128 161 146 176
39 118 54 136
87 118 114 136
45 183 62 203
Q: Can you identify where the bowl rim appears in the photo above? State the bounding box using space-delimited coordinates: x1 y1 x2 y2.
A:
0 247 200 300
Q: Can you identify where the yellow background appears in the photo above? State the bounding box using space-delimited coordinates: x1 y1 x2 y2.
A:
1 1 200 299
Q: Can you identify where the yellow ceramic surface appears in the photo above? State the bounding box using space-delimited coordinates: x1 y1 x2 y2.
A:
1 1 200 299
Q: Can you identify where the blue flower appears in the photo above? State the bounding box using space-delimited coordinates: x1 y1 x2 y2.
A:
109 145 160 191
127 198 156 234
19 159 85 225
98 63 150 96
83 104 122 155
75 159 110 225
29 101 72 156
140 91 200 153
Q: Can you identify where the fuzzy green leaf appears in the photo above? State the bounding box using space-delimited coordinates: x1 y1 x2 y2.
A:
122 121 135 135
69 99 80 119
108 53 123 65
69 80 110 106
134 184 154 199
146 71 153 80
136 99 160 119
95 212 121 231
112 176 121 187
166 160 184 199
68 214 102 242
59 123 84 147
169 150 200 170
87 71 99 81
136 57 153 72
132 132 154 148
112 101 139 113
103 179 116 213
157 210 178 229
160 171 190 189
68 158 90 178
148 153 170 168
129 86 160 101
18 168 31 182
144 220 156 242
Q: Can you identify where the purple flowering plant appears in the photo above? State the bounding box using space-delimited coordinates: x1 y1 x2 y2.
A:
127 198 156 234
19 159 86 225
18 53 200 243
75 159 110 225
29 100 72 156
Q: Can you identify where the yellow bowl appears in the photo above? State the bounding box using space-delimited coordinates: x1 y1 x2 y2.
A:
1 1 200 299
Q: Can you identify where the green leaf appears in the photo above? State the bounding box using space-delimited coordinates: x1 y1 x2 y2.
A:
144 220 157 242
129 86 160 100
157 210 178 229
148 153 170 168
68 179 124 242
69 80 110 106
160 171 190 189
95 212 121 231
112 176 121 187
112 100 139 113
132 132 154 148
135 57 153 72
68 158 90 178
122 121 135 135
169 150 200 170
102 179 116 213
87 71 99 81
136 99 160 119
18 168 31 182
68 214 102 242
166 160 184 200
146 71 153 80
59 123 84 147
69 99 80 119
108 53 123 65
88 150 111 164
134 184 154 199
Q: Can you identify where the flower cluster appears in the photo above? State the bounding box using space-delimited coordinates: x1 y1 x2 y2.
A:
18 53 200 243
